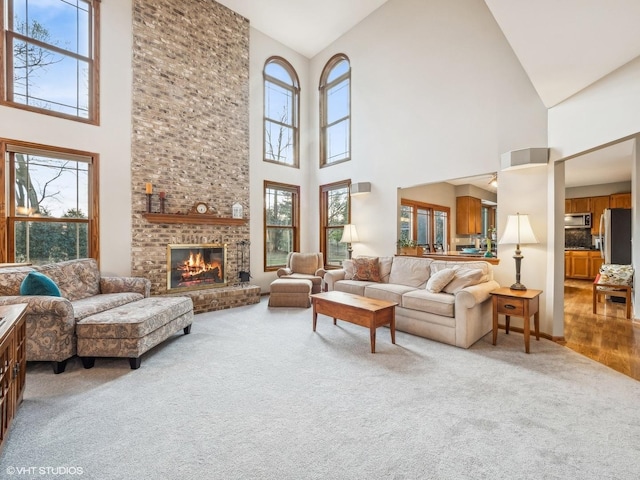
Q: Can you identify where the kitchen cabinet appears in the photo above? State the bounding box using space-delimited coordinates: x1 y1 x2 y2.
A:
456 196 481 235
565 250 602 279
590 254 604 278
590 196 610 234
609 193 631 209
570 251 590 278
565 197 591 213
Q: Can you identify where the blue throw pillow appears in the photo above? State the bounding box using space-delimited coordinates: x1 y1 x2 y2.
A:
19 271 62 297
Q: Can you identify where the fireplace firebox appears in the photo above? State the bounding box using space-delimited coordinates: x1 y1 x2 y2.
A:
167 243 227 292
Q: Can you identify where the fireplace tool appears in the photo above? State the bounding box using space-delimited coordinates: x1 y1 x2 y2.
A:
236 240 251 283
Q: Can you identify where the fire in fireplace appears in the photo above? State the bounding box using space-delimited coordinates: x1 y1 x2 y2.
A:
167 243 227 292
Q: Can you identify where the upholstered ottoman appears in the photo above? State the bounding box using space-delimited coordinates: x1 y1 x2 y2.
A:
269 279 312 308
76 296 194 369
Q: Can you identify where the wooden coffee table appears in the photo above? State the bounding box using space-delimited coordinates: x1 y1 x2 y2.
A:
311 291 397 353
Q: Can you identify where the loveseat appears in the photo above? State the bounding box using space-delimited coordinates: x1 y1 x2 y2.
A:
324 255 500 348
0 258 150 373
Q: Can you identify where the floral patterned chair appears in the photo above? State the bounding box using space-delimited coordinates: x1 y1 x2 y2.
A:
592 264 633 319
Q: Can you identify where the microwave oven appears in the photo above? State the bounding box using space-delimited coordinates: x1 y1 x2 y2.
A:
564 212 591 228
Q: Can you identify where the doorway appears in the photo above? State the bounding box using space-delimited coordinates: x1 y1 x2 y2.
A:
561 138 639 380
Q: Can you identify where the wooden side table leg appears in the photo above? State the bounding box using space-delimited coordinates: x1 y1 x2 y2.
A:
505 315 511 334
523 304 531 354
534 311 540 341
492 297 498 346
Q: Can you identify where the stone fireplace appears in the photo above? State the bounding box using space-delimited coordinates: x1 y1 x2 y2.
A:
131 0 258 314
167 244 227 292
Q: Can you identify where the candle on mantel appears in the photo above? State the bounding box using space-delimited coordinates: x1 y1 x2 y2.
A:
159 191 166 199
145 183 152 194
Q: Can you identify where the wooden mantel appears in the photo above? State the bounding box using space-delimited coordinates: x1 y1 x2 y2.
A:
142 213 247 226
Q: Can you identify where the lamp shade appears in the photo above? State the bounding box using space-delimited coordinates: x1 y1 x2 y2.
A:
340 224 359 243
499 214 538 245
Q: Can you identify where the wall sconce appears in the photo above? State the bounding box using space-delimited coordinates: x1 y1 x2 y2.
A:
340 224 359 259
350 182 371 196
498 213 538 290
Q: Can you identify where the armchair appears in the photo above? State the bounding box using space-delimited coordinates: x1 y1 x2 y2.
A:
276 252 326 294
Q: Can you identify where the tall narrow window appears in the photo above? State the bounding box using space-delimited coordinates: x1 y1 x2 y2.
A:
263 57 299 167
264 181 299 270
2 140 99 264
400 199 450 252
320 181 350 266
2 0 100 123
319 54 350 167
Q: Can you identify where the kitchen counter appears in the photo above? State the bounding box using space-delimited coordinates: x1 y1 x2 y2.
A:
401 252 500 265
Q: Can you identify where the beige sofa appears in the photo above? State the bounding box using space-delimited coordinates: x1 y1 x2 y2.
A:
324 255 500 349
0 258 150 373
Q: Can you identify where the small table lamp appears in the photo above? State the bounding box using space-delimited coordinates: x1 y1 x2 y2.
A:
498 213 538 290
340 224 359 259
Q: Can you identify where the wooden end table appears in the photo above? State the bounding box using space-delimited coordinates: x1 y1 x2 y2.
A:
490 287 542 353
310 291 397 353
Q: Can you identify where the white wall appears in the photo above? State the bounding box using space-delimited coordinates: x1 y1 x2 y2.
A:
249 29 311 291
549 56 640 322
305 0 547 284
0 1 133 276
548 56 640 162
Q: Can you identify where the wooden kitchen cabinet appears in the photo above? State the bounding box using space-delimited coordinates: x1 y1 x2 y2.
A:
570 251 590 278
456 196 482 235
590 195 610 234
590 253 604 278
565 250 602 279
609 193 631 209
566 197 591 213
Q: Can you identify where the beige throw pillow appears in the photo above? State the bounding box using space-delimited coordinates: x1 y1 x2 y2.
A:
442 267 484 293
426 268 456 293
342 259 355 280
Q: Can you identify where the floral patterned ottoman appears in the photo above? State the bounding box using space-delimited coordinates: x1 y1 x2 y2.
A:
76 296 194 369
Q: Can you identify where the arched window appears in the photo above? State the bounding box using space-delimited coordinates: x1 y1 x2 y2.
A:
263 57 300 167
319 54 351 167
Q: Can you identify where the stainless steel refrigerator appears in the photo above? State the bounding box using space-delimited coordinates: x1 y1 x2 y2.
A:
599 208 632 265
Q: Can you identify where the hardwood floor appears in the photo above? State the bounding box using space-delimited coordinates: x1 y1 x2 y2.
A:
564 278 640 381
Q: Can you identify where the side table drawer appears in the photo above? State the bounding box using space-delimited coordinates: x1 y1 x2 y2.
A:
496 296 525 316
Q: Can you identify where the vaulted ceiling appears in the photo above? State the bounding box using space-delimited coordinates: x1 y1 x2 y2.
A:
219 0 640 108
217 0 640 186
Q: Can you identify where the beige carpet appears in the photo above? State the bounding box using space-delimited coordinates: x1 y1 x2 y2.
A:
2 297 640 479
